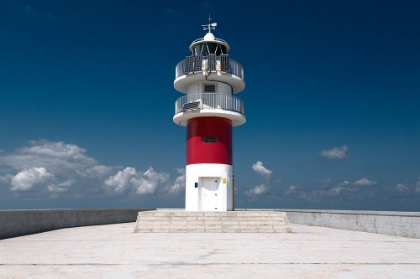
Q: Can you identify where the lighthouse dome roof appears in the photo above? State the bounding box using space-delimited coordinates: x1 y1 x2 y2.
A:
204 32 215 41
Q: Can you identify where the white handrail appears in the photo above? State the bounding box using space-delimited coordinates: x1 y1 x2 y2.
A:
175 93 244 115
175 57 244 79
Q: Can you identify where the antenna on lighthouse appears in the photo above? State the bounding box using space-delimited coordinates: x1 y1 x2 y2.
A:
202 14 217 33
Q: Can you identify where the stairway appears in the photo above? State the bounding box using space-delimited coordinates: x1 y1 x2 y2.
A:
134 210 292 233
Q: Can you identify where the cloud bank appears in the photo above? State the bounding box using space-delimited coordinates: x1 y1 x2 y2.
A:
0 140 184 201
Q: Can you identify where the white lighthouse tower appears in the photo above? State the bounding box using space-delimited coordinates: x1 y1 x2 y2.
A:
173 17 246 211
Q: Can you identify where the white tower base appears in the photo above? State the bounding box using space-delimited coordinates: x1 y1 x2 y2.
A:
185 164 233 211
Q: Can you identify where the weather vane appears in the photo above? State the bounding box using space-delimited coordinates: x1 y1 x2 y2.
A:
202 14 217 33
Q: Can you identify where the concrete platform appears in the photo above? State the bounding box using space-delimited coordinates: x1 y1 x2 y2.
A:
1 222 420 278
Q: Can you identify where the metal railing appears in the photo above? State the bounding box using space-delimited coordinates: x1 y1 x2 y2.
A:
175 60 186 78
190 37 229 46
175 93 244 115
175 57 244 79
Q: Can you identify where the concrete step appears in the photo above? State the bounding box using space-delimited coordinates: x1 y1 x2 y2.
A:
134 211 292 233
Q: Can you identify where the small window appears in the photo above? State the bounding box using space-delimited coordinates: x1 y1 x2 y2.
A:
204 84 216 93
202 136 218 143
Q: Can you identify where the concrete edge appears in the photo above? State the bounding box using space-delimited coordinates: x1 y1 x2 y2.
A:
277 210 420 239
2 208 419 239
0 208 156 240
278 209 420 217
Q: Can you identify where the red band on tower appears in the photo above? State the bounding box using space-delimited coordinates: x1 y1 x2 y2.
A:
186 117 232 165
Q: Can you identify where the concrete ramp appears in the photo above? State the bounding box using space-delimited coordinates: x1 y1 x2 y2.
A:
134 211 292 233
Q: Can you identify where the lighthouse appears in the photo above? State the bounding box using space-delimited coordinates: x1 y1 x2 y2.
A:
173 17 245 211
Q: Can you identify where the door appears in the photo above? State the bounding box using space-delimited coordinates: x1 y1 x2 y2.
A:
202 177 218 211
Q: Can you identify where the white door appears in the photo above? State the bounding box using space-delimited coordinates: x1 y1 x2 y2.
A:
202 178 218 211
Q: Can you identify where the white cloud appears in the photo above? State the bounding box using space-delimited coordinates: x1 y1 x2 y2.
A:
284 185 308 199
11 167 53 191
166 168 185 196
245 184 269 196
131 177 158 194
48 180 74 193
103 167 137 194
285 185 299 195
323 178 332 186
284 180 358 201
320 145 348 159
0 140 98 176
340 181 350 186
246 161 272 196
24 140 94 161
416 177 420 193
103 167 170 195
77 165 113 178
354 178 377 186
327 186 345 196
132 167 169 194
395 183 409 193
252 161 272 178
326 181 350 196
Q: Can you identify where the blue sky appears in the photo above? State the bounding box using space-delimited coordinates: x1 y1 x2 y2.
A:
1 0 419 211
